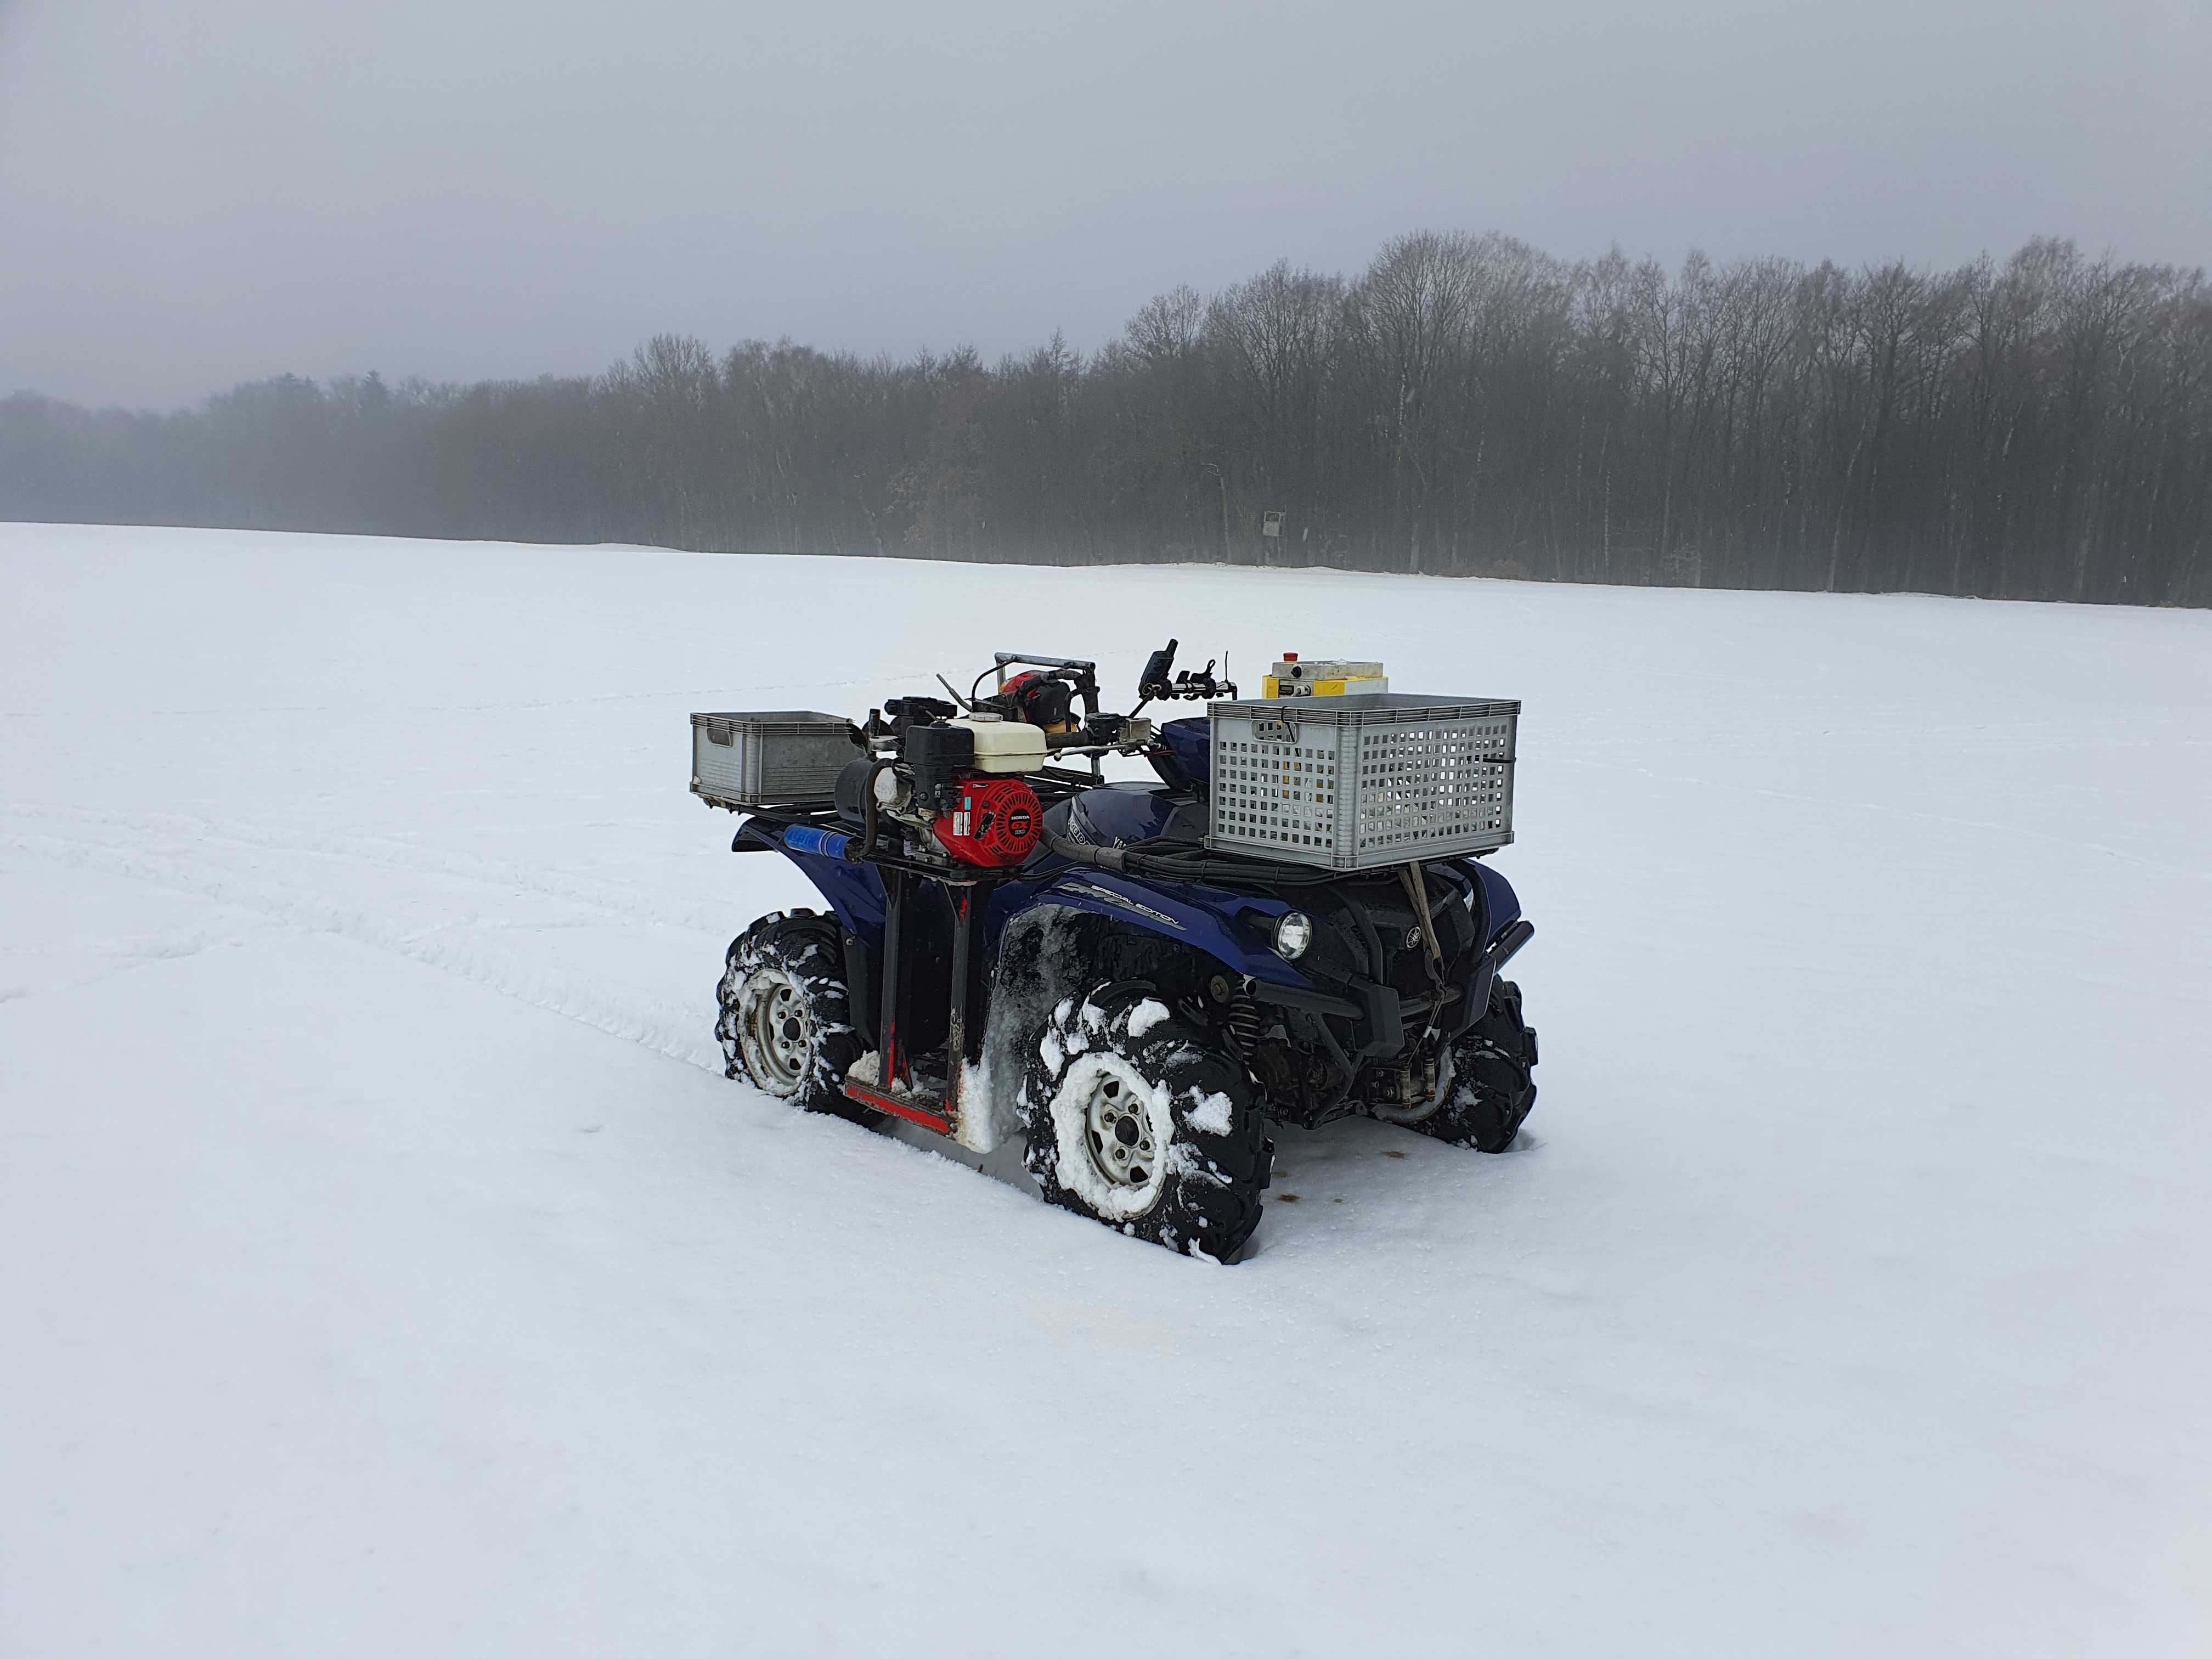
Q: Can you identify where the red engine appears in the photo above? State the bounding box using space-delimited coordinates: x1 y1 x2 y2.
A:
932 776 1041 867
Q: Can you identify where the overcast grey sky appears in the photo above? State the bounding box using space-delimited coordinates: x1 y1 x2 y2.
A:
3 0 2206 409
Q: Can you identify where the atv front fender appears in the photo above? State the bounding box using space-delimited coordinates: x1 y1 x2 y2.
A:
1020 868 1307 989
964 876 1302 1158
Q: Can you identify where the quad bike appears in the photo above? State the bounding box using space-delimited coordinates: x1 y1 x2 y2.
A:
693 644 1536 1261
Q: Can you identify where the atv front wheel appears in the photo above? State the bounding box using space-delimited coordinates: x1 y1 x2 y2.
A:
1023 984 1271 1260
717 910 867 1121
1383 978 1538 1152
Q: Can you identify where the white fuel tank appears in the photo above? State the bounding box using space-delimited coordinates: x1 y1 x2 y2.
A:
949 712 1049 774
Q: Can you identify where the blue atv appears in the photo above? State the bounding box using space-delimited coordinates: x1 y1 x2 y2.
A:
697 644 1536 1261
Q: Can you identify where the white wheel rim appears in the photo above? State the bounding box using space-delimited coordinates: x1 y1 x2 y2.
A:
1047 1052 1171 1218
1082 1069 1158 1189
736 966 813 1095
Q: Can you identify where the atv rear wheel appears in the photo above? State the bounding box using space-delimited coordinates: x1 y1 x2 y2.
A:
1023 984 1271 1261
1383 978 1538 1152
718 911 867 1122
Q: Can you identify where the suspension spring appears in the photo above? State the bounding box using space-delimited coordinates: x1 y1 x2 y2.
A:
1224 992 1264 1057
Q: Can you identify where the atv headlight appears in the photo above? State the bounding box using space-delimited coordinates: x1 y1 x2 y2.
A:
1271 910 1313 961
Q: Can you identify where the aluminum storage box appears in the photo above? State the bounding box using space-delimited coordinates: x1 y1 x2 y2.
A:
1206 694 1517 871
690 711 856 807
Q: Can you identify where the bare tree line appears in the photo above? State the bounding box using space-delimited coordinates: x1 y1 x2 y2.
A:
4 233 2207 605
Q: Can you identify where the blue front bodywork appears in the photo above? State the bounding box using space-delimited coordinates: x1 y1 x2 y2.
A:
1008 866 1306 989
1471 859 1520 941
1159 716 1211 782
764 830 1305 989
1061 780 1191 849
755 799 1522 996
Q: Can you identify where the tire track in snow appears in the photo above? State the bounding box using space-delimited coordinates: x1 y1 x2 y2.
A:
0 803 735 933
0 829 724 1075
0 934 233 1005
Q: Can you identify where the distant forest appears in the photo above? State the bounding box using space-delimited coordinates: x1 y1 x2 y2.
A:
5 233 2208 606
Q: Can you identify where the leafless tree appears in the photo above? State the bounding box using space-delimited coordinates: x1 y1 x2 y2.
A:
4 235 2205 606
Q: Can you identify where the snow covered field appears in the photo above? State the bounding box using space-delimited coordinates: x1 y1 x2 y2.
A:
3 522 2208 1656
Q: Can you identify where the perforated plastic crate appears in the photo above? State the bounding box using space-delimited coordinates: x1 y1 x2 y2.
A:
1206 694 1517 870
690 711 856 807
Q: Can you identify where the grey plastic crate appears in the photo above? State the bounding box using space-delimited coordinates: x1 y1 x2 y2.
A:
1206 694 1517 871
690 711 856 806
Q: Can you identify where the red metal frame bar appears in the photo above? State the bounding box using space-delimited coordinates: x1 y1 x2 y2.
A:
841 1077 953 1136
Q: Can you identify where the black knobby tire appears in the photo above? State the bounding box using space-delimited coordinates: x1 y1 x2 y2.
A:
1404 977 1538 1152
1022 983 1272 1261
716 910 868 1121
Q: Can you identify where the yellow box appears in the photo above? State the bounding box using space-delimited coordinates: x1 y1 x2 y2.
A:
1261 674 1389 699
